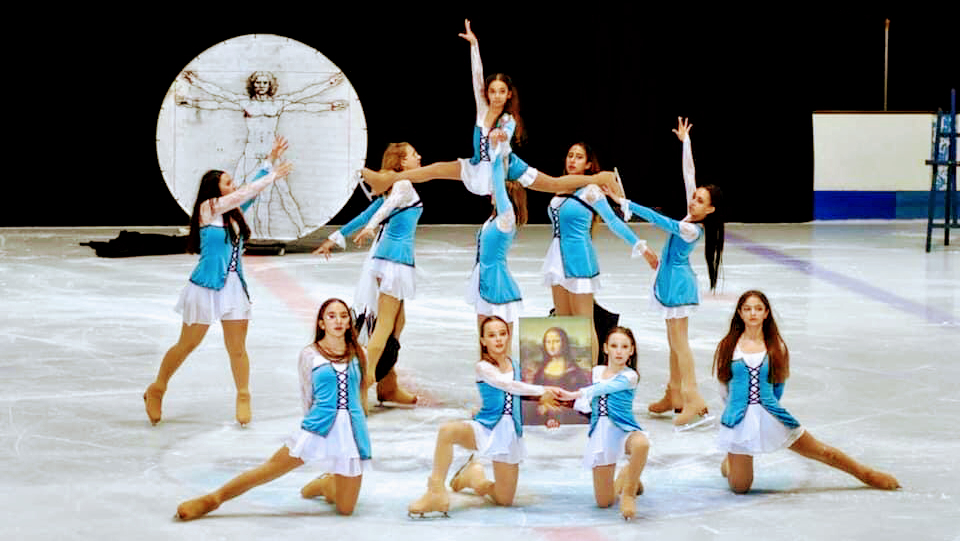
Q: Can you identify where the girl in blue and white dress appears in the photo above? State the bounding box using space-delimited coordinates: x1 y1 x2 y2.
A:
564 326 650 520
359 19 621 199
407 316 564 517
144 136 292 427
176 298 372 520
466 146 529 334
713 290 900 494
605 118 724 427
543 170 659 365
314 143 423 408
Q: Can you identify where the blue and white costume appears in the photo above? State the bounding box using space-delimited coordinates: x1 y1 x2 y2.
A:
716 348 804 456
618 135 702 319
542 185 647 294
468 359 545 465
574 365 644 469
175 162 275 325
283 345 372 477
458 41 537 196
465 158 523 323
328 180 423 325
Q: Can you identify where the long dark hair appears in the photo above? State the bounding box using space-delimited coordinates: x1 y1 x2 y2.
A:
479 315 510 365
187 170 251 254
698 184 725 291
493 180 528 226
315 298 367 383
599 326 638 371
485 73 525 146
713 290 789 385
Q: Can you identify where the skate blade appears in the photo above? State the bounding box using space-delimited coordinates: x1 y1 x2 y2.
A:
673 413 716 432
408 511 450 519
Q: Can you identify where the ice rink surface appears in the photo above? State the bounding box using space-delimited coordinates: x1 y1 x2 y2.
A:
1 222 957 540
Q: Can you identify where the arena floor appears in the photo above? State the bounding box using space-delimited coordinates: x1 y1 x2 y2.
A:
1 221 957 540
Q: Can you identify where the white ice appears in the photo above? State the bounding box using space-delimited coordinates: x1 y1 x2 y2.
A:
1 222 957 541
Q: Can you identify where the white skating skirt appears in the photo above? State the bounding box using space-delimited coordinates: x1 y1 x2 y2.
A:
283 410 369 477
541 238 601 294
648 268 697 320
459 157 537 196
716 405 805 456
465 265 523 324
582 417 643 469
174 271 251 325
468 417 525 465
370 258 416 301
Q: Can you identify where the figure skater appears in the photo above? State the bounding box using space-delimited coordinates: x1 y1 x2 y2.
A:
466 140 528 334
176 298 371 519
407 316 563 516
561 326 650 520
359 20 622 199
605 117 723 427
143 136 292 426
314 143 423 410
543 161 658 365
713 290 900 493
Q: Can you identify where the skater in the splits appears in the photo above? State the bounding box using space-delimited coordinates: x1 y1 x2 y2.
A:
561 326 650 520
176 298 371 519
314 143 423 410
407 316 563 517
143 136 291 426
359 19 622 199
713 290 900 493
604 117 724 427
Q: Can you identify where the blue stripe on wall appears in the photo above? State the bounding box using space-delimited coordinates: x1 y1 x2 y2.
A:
815 191 955 219
814 191 895 219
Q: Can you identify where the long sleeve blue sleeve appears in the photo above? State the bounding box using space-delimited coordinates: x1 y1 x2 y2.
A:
339 198 385 238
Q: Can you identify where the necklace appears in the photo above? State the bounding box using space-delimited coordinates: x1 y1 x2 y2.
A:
316 342 349 362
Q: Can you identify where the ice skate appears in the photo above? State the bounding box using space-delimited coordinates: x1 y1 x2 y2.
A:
300 473 336 503
176 494 220 521
450 455 493 496
620 476 641 520
235 390 251 426
143 383 165 425
408 475 450 518
647 384 681 416
377 369 418 406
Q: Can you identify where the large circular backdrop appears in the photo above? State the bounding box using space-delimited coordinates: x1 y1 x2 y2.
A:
156 34 366 241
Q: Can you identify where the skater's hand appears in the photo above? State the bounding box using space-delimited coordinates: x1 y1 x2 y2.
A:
268 135 289 161
600 184 627 206
490 127 508 145
353 227 376 246
553 388 578 401
312 239 336 259
273 160 293 180
672 117 692 141
643 247 659 270
545 418 560 429
459 19 477 44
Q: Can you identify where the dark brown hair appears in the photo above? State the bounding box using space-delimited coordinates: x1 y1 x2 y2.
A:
315 298 367 383
713 290 789 385
187 170 251 254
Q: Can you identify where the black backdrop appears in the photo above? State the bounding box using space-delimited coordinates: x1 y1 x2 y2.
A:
16 9 956 227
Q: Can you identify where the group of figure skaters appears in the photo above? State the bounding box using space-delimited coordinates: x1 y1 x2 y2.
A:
144 20 900 523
